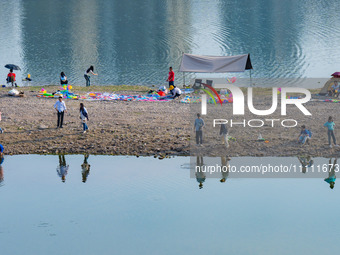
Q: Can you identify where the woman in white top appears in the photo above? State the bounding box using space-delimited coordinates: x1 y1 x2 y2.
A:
80 103 89 133
84 66 97 87
60 72 68 85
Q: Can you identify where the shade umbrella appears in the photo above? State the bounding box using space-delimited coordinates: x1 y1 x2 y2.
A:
4 64 21 71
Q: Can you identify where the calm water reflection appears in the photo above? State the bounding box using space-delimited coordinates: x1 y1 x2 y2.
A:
1 0 340 86
1 155 340 254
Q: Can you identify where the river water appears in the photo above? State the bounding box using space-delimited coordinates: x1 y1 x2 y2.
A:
1 0 340 86
1 155 339 254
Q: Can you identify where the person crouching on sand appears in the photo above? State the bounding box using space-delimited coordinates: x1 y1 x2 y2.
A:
80 103 89 133
324 116 339 148
169 85 181 99
297 125 310 145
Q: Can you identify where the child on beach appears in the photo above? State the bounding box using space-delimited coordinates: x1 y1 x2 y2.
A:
80 103 89 133
323 116 339 148
169 85 181 99
297 125 311 145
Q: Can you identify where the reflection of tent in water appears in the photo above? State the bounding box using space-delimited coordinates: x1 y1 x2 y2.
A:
319 72 340 95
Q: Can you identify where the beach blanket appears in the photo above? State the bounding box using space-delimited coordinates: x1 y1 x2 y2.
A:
37 87 194 102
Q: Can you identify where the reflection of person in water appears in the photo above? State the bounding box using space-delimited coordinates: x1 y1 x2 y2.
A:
298 156 314 174
57 154 69 183
81 154 91 183
324 158 337 189
220 156 231 183
195 156 205 189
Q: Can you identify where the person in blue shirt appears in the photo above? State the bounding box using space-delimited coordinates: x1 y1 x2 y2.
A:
297 125 310 145
194 113 205 146
324 116 339 148
0 144 4 157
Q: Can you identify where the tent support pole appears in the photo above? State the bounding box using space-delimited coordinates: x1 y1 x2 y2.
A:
183 72 185 87
249 69 252 87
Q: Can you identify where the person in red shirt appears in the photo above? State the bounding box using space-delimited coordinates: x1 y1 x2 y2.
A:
7 69 17 87
166 66 175 87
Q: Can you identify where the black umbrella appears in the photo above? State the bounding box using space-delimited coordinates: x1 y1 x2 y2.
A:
4 64 21 71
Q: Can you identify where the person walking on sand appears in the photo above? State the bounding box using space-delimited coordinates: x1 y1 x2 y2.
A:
324 116 339 148
54 96 67 128
84 65 97 87
194 113 204 146
80 103 89 133
166 66 175 87
220 123 229 148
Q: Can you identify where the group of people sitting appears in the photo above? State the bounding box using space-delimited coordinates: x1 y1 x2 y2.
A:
154 85 182 99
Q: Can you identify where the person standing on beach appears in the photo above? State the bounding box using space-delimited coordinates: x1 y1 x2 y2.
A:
84 65 98 87
220 123 229 148
324 116 339 148
166 66 175 87
194 113 204 146
54 96 67 128
80 103 89 133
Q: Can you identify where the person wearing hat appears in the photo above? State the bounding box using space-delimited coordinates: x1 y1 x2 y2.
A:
54 96 67 128
169 85 182 99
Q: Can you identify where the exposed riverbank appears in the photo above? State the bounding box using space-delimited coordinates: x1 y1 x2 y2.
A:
0 85 339 157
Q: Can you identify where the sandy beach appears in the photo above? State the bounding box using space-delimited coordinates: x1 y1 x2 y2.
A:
0 86 339 158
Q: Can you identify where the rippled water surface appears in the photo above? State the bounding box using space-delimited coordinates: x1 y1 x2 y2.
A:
1 155 340 255
1 0 340 86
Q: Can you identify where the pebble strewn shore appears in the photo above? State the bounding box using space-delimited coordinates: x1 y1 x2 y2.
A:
0 87 339 157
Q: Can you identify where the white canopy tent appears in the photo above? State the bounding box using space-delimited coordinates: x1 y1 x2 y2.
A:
179 53 252 73
179 53 252 85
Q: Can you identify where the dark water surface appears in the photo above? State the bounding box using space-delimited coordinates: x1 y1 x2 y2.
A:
1 0 340 86
0 155 339 255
